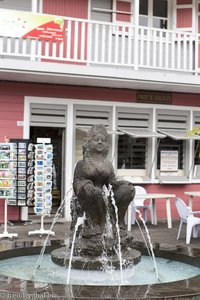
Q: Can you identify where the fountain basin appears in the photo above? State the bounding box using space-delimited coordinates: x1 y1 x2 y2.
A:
51 239 141 270
0 240 200 299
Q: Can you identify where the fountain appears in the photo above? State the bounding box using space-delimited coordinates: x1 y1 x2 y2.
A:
51 124 141 272
0 124 200 299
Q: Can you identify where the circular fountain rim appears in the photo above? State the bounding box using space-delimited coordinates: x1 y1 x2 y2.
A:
0 239 200 299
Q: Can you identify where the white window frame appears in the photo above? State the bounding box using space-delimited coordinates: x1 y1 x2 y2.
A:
139 0 172 30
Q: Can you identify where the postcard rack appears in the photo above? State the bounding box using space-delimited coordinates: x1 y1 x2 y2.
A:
28 138 55 237
0 143 18 239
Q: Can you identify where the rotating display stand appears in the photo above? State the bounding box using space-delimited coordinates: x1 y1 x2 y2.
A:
28 138 55 237
0 143 18 239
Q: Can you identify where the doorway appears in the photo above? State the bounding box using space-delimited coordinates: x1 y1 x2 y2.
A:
30 127 64 208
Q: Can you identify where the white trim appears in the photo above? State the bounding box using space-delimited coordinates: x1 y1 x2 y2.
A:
24 98 31 139
65 103 74 221
88 0 91 20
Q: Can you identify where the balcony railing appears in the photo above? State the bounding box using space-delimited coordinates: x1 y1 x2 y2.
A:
0 16 199 75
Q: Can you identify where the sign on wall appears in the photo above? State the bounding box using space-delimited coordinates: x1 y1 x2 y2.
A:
0 9 64 42
160 151 178 172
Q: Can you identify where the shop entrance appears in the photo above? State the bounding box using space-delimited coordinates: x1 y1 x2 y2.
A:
30 127 65 209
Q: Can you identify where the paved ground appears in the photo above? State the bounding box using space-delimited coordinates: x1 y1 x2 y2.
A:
0 212 199 250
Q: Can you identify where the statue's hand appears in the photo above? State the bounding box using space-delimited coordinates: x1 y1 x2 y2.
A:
83 182 95 197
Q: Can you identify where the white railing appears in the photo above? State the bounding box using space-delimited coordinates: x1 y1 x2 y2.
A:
0 17 199 74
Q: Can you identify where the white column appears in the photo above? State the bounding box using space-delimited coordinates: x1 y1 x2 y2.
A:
32 0 38 13
133 0 139 70
64 103 74 221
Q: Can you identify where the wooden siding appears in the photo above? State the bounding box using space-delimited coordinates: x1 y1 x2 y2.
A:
116 1 132 22
0 200 19 223
0 95 24 142
43 0 88 18
177 0 192 4
176 0 193 30
176 8 192 28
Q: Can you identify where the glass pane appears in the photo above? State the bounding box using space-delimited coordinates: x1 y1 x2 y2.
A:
118 135 146 169
139 0 148 15
139 15 148 26
91 0 112 22
153 18 167 29
153 0 167 18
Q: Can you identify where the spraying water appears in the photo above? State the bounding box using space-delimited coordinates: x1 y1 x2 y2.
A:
135 208 160 281
107 184 124 285
31 188 73 279
66 213 86 284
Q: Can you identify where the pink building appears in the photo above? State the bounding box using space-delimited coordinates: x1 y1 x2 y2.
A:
0 0 200 223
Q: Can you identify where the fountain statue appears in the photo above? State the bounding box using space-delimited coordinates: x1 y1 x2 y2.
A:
51 124 141 270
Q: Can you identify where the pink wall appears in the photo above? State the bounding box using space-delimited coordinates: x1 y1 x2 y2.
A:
0 95 24 142
43 0 88 18
0 200 19 223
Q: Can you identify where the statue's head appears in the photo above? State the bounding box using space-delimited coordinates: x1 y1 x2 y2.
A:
83 124 110 158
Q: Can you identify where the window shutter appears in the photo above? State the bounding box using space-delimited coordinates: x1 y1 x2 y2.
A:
30 104 67 127
157 109 189 130
75 105 112 128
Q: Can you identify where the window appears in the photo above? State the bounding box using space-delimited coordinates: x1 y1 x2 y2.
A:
116 107 162 179
156 109 190 181
118 135 147 169
139 0 168 29
91 0 133 24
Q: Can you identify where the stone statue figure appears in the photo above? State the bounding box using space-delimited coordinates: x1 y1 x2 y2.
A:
71 124 137 255
51 124 141 270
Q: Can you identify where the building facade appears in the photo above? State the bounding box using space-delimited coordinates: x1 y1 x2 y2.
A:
0 0 200 222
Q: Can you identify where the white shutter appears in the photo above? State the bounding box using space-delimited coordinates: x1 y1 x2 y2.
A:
156 109 189 130
30 103 67 127
75 104 112 128
117 107 151 129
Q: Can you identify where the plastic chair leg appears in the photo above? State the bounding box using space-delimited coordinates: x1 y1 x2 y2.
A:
143 209 147 223
192 225 198 238
177 220 183 240
186 224 193 244
150 208 154 225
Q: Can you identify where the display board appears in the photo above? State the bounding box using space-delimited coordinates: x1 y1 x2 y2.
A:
34 141 53 216
0 143 15 199
0 143 18 239
10 139 30 206
28 138 55 236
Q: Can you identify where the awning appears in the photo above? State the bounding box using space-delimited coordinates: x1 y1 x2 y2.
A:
77 127 124 135
118 128 165 138
158 129 200 140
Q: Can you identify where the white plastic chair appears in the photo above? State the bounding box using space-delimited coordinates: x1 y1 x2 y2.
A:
175 198 200 244
125 185 154 231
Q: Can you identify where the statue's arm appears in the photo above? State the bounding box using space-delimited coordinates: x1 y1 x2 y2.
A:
73 160 94 197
